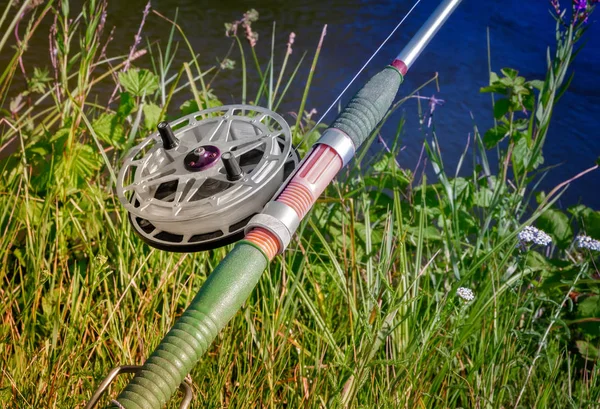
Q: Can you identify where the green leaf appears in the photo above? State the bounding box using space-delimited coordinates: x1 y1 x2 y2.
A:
513 118 530 132
474 187 493 208
522 92 535 112
493 98 510 119
92 113 126 149
528 79 544 91
576 340 599 361
489 71 499 84
118 68 159 97
501 67 518 79
180 99 199 116
143 103 163 130
118 92 136 118
569 206 600 238
480 84 506 94
537 208 573 249
525 250 551 270
179 92 223 115
407 225 442 241
483 125 509 149
27 67 52 94
578 296 600 318
512 136 529 176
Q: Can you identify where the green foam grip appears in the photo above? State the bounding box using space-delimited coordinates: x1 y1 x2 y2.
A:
331 66 403 149
106 242 268 409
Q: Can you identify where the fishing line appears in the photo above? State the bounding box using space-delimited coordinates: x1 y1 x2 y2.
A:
306 0 422 138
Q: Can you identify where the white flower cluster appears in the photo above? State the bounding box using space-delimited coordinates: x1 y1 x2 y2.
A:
576 235 600 251
457 287 475 302
517 226 552 247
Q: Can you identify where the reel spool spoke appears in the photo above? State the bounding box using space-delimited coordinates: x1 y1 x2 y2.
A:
128 159 145 168
221 118 234 143
171 179 189 213
138 172 179 190
206 123 222 143
227 137 268 157
117 104 297 252
179 176 208 205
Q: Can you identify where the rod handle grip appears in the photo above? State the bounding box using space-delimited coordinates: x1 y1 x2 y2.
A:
330 66 403 149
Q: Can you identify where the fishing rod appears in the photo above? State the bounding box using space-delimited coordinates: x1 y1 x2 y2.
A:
87 0 462 407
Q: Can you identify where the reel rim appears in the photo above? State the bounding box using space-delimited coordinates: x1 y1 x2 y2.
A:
117 104 297 252
117 104 292 222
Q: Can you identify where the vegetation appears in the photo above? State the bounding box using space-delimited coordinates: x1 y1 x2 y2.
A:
1 0 599 408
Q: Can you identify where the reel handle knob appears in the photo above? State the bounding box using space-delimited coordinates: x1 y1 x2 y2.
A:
222 152 243 181
157 121 179 150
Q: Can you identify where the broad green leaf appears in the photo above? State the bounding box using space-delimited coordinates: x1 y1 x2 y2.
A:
118 68 159 97
528 79 544 91
537 208 573 249
524 250 550 270
569 206 600 238
179 99 198 116
474 187 493 208
483 125 509 149
92 113 126 149
522 92 535 112
118 92 136 118
576 340 599 361
489 71 499 84
493 98 510 119
501 67 518 79
480 84 506 94
407 225 442 241
143 103 163 130
578 296 600 318
512 136 529 176
179 93 222 115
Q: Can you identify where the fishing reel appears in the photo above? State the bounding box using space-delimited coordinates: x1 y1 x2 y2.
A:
116 105 298 252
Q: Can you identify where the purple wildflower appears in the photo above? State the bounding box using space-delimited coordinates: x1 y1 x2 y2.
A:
574 0 587 11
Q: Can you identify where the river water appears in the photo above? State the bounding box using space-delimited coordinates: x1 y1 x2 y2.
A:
4 0 600 208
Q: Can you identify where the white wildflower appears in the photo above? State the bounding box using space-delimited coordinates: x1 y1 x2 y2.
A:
576 235 600 251
457 287 475 302
517 226 552 247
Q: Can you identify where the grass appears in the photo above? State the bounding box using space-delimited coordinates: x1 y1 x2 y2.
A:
1 1 600 408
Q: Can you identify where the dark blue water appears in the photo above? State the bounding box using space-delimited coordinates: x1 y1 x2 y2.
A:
9 0 600 207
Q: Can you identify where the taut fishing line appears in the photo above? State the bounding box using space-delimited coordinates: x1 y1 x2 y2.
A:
307 0 422 137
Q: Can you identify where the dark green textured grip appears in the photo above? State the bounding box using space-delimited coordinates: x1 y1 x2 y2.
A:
331 66 403 149
107 242 268 409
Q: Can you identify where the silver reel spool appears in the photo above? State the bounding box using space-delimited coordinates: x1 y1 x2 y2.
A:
116 104 298 252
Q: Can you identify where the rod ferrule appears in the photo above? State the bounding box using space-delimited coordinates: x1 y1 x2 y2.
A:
316 128 356 167
245 201 300 253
